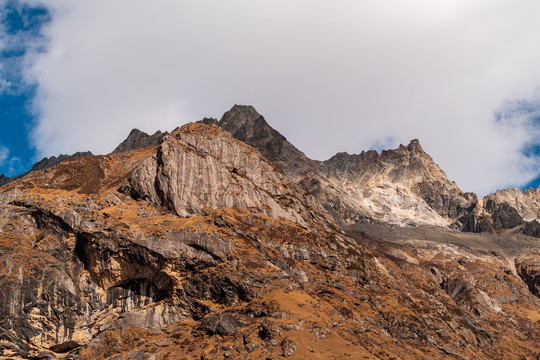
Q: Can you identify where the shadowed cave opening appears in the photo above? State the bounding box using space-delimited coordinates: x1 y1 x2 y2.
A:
74 232 173 309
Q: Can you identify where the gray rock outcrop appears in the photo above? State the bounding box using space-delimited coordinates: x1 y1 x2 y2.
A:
112 129 167 154
120 122 330 226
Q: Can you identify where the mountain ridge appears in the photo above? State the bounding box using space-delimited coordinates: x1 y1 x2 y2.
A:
207 105 476 229
205 105 540 239
5 104 538 236
2 104 540 238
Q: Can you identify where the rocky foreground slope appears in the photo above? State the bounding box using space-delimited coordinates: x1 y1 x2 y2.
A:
0 108 539 359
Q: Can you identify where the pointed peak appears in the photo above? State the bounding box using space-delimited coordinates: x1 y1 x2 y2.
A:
217 105 279 143
229 104 260 115
113 128 167 154
128 128 146 136
219 104 263 128
407 139 424 152
394 139 425 154
0 174 11 187
197 117 218 126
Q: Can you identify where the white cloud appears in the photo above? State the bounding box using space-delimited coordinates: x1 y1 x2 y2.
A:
0 147 24 176
21 0 540 195
0 146 8 166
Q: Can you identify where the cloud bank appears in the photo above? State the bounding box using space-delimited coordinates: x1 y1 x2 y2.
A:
19 0 540 195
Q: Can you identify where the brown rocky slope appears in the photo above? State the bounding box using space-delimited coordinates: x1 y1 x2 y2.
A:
0 118 538 359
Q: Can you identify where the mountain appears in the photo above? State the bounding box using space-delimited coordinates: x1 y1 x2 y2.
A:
0 106 539 359
211 105 477 228
0 127 165 187
211 105 540 239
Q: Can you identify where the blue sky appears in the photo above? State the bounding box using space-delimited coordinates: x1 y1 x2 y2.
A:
2 1 540 196
0 0 49 176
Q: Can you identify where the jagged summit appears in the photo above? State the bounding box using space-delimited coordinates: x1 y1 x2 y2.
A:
408 138 422 150
209 106 472 227
112 128 167 154
30 151 94 172
0 174 10 187
4 104 540 236
210 105 540 236
216 104 314 178
326 139 424 164
198 117 218 126
400 138 423 152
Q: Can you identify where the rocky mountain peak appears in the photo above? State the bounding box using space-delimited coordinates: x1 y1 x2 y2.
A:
406 138 423 152
472 186 540 236
409 137 421 148
381 139 430 163
216 105 313 178
218 105 286 148
220 104 262 126
198 117 218 126
30 151 94 172
212 108 474 228
112 128 167 154
0 174 10 187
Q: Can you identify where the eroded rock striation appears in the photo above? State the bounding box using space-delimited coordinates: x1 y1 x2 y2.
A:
120 123 330 226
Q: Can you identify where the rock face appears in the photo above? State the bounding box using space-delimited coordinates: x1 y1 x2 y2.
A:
0 175 10 187
470 188 540 236
213 105 540 239
216 105 314 179
0 106 539 359
319 140 478 227
120 123 330 226
516 254 540 296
